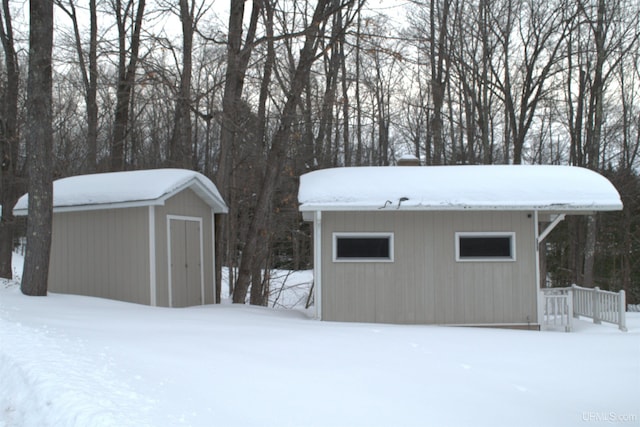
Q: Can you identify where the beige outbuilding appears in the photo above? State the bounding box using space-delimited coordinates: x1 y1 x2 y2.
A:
14 169 228 307
298 164 623 328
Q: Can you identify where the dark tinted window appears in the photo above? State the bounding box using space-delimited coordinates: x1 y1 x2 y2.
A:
336 237 391 259
459 236 512 258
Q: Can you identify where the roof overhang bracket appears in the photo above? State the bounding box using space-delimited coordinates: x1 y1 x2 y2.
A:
537 213 566 244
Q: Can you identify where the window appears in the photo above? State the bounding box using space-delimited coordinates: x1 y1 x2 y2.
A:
333 233 394 262
455 232 516 262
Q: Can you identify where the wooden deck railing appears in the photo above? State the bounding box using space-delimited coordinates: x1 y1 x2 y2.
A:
540 285 627 332
571 285 627 331
541 288 573 332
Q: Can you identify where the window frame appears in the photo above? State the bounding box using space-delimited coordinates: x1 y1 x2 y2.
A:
455 232 516 262
332 232 394 263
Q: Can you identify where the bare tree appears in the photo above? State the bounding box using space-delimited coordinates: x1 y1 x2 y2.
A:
56 0 98 173
449 0 497 164
491 0 571 164
110 0 146 171
314 0 349 168
359 14 403 165
353 9 364 165
577 0 640 286
232 0 363 303
616 56 640 171
248 0 276 306
214 0 262 298
167 0 211 168
21 0 54 296
0 0 22 278
428 0 450 165
215 0 261 198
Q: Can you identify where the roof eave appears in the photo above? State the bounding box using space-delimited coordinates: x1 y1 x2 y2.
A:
299 203 623 213
14 177 230 216
14 199 164 216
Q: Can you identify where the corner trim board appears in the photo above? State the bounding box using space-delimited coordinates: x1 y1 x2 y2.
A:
149 206 157 306
314 211 322 320
211 209 216 304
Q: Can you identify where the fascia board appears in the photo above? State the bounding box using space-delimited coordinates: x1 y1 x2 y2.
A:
13 178 230 217
299 203 623 213
14 199 158 216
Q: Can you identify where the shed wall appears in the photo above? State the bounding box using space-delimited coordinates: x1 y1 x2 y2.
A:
49 207 150 304
154 188 215 307
320 211 538 324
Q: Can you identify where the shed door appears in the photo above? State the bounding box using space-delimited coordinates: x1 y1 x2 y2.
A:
168 216 203 307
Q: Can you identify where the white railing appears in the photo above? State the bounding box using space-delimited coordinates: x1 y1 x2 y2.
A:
541 288 573 332
541 285 627 332
571 285 627 331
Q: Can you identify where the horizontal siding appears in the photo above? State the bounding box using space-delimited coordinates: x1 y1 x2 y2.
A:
49 207 150 304
321 211 538 325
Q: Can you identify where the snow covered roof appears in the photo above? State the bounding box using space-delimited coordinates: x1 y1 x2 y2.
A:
298 165 623 213
14 169 228 215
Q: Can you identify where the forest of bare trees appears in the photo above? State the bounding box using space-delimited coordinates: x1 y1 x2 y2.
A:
1 0 639 303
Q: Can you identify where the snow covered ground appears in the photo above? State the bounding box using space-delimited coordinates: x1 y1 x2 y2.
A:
1 252 639 427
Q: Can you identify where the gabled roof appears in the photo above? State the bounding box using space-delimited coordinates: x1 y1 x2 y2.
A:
14 169 228 215
298 165 623 213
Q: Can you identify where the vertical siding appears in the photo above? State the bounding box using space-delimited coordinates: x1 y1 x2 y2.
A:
168 219 188 307
321 211 538 325
155 188 215 307
49 207 150 304
168 218 204 307
184 220 203 306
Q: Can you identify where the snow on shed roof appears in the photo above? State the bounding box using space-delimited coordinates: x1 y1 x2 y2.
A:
14 169 228 215
298 165 623 213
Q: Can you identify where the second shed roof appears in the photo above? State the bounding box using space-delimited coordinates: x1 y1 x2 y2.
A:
298 165 622 213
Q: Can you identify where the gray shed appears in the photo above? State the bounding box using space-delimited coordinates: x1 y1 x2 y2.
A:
14 169 228 307
298 165 623 328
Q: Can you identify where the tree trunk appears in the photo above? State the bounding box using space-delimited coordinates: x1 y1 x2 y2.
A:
168 0 193 168
216 0 261 198
429 0 449 165
111 0 145 171
232 0 341 303
21 0 54 296
215 0 261 294
479 0 491 164
255 0 274 151
567 216 584 285
581 0 606 286
56 0 99 173
339 14 350 166
582 214 597 287
215 214 223 302
87 0 98 172
621 198 631 296
0 0 22 279
248 0 275 307
354 9 363 166
249 252 271 306
315 5 341 167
